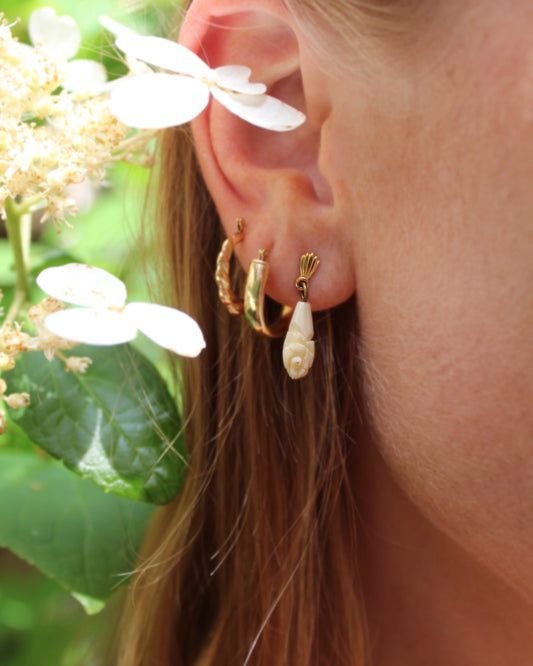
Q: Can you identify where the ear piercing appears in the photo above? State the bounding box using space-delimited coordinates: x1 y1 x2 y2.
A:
215 217 245 315
215 218 291 337
243 249 292 338
215 219 320 378
282 253 319 379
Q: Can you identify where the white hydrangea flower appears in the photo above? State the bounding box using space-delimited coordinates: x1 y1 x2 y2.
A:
28 7 107 92
0 15 155 226
36 264 206 358
106 31 306 131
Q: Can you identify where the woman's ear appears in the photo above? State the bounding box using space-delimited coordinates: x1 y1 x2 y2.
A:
180 0 356 309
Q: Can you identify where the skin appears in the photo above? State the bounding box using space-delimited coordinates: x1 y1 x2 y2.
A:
341 3 533 661
183 0 533 662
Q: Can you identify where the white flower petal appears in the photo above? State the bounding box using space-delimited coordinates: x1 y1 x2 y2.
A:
44 309 137 346
28 7 81 62
125 303 205 357
36 264 127 309
116 35 209 78
109 73 209 129
126 54 153 76
210 88 306 132
63 59 108 92
214 66 266 95
99 18 152 78
99 16 138 40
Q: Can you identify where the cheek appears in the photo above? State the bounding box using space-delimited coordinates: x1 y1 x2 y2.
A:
343 8 533 595
357 211 533 599
359 246 533 502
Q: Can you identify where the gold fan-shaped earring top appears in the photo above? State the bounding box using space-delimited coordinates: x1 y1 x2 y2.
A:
295 252 319 302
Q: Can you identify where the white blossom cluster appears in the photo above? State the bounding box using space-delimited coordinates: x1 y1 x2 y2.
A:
0 13 154 227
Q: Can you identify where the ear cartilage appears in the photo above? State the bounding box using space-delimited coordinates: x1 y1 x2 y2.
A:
282 252 319 379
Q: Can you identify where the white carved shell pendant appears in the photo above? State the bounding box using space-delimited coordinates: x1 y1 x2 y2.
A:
282 301 315 379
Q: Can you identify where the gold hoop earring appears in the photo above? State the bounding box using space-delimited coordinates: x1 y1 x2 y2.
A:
282 252 320 379
244 250 293 338
215 217 245 315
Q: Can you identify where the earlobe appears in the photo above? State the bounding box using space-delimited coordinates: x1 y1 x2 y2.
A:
180 0 356 310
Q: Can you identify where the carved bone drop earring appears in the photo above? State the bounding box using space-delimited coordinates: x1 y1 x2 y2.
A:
282 252 320 379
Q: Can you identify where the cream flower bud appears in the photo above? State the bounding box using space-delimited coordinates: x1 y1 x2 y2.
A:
65 356 92 373
0 326 32 354
28 297 64 323
0 410 6 435
4 392 31 408
0 353 15 371
45 167 68 189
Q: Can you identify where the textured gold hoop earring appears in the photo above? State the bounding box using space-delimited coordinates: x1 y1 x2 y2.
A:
215 217 245 315
282 252 320 379
244 250 293 338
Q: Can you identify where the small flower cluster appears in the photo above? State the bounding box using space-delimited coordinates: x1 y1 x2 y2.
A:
0 294 93 430
0 11 154 227
0 296 95 367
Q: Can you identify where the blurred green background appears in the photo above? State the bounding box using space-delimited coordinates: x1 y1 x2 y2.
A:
1 1 178 663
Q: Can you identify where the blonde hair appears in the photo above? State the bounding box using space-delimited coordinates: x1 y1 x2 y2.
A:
118 2 413 664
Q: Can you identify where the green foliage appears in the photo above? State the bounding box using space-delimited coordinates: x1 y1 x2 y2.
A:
0 4 187 659
0 550 120 666
0 449 154 610
7 344 186 505
5 0 179 45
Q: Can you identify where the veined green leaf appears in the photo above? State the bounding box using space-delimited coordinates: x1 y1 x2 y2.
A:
0 450 154 610
7 344 186 504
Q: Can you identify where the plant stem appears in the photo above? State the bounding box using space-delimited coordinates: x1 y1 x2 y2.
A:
3 197 32 326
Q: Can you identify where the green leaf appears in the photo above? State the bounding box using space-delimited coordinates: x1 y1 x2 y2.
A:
7 344 186 505
0 413 34 453
70 592 106 615
0 450 154 609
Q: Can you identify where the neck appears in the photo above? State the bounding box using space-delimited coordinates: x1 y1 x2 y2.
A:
354 440 533 666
